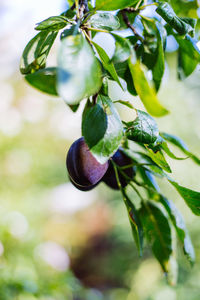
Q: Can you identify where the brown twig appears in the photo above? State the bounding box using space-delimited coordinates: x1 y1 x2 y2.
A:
121 10 143 42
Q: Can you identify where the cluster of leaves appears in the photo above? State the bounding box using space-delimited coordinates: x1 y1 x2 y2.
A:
20 0 200 284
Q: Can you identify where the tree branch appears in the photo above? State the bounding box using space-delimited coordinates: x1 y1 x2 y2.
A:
121 10 143 42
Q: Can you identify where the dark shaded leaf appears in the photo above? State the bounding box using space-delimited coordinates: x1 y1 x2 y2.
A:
156 3 195 36
25 67 58 96
57 34 102 105
82 104 107 148
152 23 166 91
123 190 143 256
125 110 159 144
111 34 131 64
20 31 57 74
139 201 172 273
159 195 195 265
178 49 198 79
175 34 200 62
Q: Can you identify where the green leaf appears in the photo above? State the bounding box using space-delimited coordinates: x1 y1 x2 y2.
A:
152 23 166 91
146 148 172 173
123 191 143 256
82 104 107 148
20 31 57 75
125 110 159 144
57 34 102 105
168 180 200 216
92 41 123 89
160 140 188 161
86 95 123 164
159 195 195 265
111 34 131 64
95 0 139 11
156 3 195 36
114 100 134 109
128 58 169 117
175 34 200 62
89 12 120 31
25 67 58 96
35 16 68 31
114 61 137 96
161 132 200 165
178 49 198 79
139 201 172 273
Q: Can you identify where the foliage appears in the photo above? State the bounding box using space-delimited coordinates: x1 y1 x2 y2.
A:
20 0 200 284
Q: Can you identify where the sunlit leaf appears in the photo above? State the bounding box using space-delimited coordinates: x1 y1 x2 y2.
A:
86 95 123 164
168 180 200 216
20 31 57 74
35 16 68 31
128 58 169 117
95 0 139 11
89 12 120 31
146 148 172 173
161 132 200 165
92 41 123 89
57 34 102 105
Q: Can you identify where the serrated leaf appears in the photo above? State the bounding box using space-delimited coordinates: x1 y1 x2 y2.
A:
82 104 107 148
57 34 102 105
25 67 58 96
92 41 123 89
20 31 57 75
146 148 172 173
95 0 139 11
125 110 159 144
123 191 143 256
111 34 131 64
86 95 123 164
89 12 120 31
139 201 172 273
161 132 200 165
159 195 195 265
128 58 169 117
35 16 68 31
156 3 195 36
168 180 200 216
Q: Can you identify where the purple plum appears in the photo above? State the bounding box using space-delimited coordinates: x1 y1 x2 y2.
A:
66 137 108 191
102 149 136 190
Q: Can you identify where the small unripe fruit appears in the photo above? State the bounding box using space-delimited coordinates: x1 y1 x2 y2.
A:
66 137 108 191
102 149 136 190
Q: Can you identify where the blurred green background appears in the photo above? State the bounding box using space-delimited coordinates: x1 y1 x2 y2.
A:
0 0 200 299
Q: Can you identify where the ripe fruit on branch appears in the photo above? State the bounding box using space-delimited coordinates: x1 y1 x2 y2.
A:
66 137 109 191
102 149 136 190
